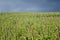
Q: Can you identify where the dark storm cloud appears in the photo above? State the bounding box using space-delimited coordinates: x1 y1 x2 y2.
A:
0 0 60 12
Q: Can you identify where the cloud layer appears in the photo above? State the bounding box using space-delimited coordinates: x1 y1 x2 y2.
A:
0 0 60 12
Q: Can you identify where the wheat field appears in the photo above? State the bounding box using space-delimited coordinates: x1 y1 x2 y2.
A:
0 12 60 40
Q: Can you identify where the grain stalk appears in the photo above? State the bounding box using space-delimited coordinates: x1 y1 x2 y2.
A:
55 19 60 40
31 28 34 40
57 25 60 40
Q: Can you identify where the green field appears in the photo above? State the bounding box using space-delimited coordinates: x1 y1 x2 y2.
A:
0 12 60 40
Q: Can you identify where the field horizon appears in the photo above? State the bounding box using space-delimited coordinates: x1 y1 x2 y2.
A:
0 12 60 40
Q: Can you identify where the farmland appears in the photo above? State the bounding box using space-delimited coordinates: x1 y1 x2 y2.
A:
0 12 60 40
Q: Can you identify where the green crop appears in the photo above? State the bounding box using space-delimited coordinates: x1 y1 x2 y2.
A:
0 12 60 40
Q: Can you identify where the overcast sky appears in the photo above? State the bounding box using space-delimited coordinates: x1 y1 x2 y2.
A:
0 0 60 12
